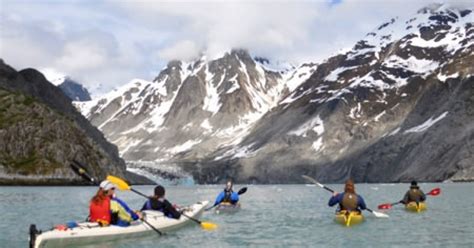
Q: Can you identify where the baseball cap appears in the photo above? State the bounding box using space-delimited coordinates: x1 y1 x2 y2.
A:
99 180 115 191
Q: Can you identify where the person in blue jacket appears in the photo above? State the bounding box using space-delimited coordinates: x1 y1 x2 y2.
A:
212 180 239 207
328 179 366 213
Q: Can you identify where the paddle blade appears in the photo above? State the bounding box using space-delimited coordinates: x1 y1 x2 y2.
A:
70 160 95 183
377 203 393 210
238 187 248 195
427 188 441 196
106 175 131 191
367 208 389 218
200 221 218 230
372 210 389 218
301 175 324 188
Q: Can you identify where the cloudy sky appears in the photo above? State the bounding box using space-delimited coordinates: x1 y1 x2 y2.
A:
0 0 471 95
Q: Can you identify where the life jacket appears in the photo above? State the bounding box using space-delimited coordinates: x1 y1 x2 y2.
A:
145 198 180 219
408 187 423 202
341 193 358 211
110 198 138 226
146 198 165 211
222 190 233 203
89 197 111 225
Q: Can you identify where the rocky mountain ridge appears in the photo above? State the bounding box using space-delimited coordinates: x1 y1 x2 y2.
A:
76 50 316 163
58 78 92 101
0 60 152 185
78 4 473 183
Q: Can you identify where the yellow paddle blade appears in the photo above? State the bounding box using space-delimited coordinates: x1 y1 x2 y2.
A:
200 221 218 230
106 175 131 191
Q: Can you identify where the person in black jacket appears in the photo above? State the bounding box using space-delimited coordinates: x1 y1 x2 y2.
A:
400 181 426 204
141 185 181 219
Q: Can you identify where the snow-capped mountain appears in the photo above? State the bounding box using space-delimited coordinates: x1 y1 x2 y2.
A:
78 4 473 183
197 4 474 183
76 49 316 164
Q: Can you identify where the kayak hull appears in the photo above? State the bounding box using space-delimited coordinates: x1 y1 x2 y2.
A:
405 202 427 212
32 201 209 248
215 202 241 214
334 211 364 227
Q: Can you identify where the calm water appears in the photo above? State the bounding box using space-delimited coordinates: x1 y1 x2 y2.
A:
1 183 473 247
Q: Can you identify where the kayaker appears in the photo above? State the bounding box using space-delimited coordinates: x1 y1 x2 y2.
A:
89 180 113 226
89 180 141 227
141 185 181 219
328 179 367 213
400 180 426 205
211 180 239 208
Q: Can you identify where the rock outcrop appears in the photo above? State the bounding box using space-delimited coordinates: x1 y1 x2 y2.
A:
0 60 152 185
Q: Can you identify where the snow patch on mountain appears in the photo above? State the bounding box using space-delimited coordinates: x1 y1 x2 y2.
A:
288 115 324 137
437 72 459 82
203 67 223 114
168 140 202 153
312 137 324 152
404 111 449 133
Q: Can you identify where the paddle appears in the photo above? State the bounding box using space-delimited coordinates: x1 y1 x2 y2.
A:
378 187 441 210
71 160 97 183
106 175 150 198
205 187 248 211
301 175 389 218
106 175 218 231
70 161 164 235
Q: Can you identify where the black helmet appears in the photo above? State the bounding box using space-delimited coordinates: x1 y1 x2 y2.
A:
411 180 418 186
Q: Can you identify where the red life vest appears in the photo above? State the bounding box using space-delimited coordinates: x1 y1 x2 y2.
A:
89 197 111 225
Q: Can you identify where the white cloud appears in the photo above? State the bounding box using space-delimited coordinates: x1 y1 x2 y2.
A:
57 38 110 71
0 0 472 95
157 40 201 61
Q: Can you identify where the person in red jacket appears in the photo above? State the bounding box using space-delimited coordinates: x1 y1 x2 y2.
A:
89 180 142 227
89 180 114 226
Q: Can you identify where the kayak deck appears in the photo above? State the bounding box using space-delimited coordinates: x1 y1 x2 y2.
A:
334 211 364 227
215 202 241 214
405 202 427 213
32 201 209 248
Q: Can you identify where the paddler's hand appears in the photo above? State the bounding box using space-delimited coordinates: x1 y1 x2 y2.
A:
135 211 143 220
332 191 338 197
172 204 181 209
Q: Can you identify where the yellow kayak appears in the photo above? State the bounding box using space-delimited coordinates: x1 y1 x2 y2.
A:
405 202 427 212
215 202 241 214
334 211 364 227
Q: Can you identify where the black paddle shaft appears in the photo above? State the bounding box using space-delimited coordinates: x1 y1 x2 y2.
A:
142 219 163 235
131 188 151 199
71 160 96 183
322 186 335 193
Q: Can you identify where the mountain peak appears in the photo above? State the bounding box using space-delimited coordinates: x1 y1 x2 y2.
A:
58 78 91 101
417 3 445 14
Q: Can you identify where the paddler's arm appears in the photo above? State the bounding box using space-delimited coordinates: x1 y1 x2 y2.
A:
163 199 181 219
230 192 239 203
114 198 140 221
420 190 427 201
213 192 225 207
328 192 341 207
400 191 409 204
357 195 367 210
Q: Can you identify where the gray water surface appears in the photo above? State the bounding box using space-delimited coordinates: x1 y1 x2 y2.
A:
1 183 472 247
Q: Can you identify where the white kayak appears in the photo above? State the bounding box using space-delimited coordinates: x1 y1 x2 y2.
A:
31 201 209 248
215 202 241 214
